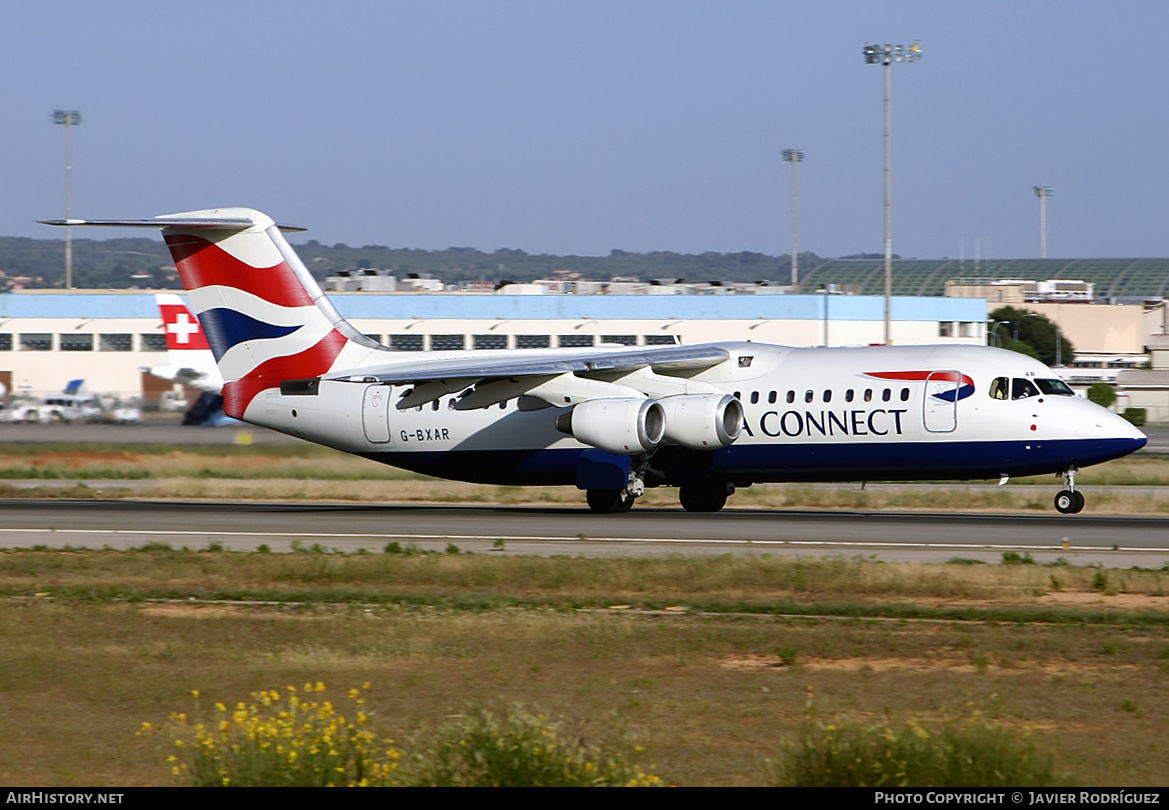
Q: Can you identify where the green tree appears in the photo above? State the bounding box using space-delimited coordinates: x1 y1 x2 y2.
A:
989 306 1074 366
1086 383 1117 409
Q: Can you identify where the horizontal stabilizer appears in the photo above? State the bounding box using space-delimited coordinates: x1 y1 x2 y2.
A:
39 216 306 232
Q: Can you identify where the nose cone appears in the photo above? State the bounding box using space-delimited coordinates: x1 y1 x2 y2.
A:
1102 405 1146 445
1080 400 1146 460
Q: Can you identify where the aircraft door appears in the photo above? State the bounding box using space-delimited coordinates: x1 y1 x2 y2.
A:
362 384 393 443
923 371 959 433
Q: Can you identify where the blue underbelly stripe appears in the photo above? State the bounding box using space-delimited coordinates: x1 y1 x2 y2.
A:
356 437 1146 487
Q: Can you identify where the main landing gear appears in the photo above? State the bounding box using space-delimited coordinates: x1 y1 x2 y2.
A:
679 483 732 513
585 477 736 514
586 473 645 514
1054 468 1085 514
586 489 636 514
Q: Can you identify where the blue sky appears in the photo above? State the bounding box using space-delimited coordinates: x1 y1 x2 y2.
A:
4 1 1168 259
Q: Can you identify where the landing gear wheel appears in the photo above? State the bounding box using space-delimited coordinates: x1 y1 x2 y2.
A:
679 484 728 513
1054 490 1085 514
586 489 635 514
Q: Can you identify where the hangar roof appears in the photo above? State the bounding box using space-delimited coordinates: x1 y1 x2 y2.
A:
0 291 987 323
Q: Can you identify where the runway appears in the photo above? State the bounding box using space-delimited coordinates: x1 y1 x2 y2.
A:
3 422 1167 567
4 498 1169 567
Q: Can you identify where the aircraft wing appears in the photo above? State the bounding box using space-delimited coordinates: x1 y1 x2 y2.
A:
323 343 734 410
333 343 730 382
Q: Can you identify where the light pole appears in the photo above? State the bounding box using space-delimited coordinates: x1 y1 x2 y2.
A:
52 110 82 290
781 149 803 289
1033 186 1053 258
990 320 1010 348
864 40 921 345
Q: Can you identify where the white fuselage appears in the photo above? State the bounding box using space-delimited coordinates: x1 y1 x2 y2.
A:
245 342 1145 488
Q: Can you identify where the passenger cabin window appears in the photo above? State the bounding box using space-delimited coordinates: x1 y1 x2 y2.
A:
786 390 795 403
823 390 832 403
750 391 759 404
804 390 813 403
900 388 910 401
845 389 854 403
882 388 891 402
768 391 777 404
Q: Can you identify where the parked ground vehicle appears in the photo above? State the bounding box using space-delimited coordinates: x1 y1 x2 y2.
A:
2 396 43 423
38 393 103 424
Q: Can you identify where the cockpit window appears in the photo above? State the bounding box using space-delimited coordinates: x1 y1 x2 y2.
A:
1034 378 1074 396
1012 378 1040 400
989 377 1008 400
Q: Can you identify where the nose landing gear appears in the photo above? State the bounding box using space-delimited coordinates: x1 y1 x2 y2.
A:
1054 468 1084 514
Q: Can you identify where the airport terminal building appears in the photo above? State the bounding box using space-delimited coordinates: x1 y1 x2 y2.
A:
0 290 988 403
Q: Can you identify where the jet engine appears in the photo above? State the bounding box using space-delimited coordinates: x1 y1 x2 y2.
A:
555 397 666 455
658 393 743 450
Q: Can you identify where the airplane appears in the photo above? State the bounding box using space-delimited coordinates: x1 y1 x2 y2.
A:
147 294 233 426
44 208 1147 514
148 293 224 393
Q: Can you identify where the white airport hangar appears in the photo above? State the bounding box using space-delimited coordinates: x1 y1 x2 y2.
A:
0 289 988 403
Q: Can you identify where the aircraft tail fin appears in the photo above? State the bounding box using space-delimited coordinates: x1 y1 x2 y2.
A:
46 208 385 417
150 293 224 393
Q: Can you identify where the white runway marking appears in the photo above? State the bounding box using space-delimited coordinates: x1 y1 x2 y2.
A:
3 527 1166 555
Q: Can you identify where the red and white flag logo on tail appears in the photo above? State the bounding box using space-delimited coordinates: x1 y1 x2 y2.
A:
157 293 211 350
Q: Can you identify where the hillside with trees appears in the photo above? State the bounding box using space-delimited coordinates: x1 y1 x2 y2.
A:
0 235 825 291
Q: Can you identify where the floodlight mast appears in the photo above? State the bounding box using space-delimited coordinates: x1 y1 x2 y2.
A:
781 149 804 289
1034 186 1053 259
863 40 921 345
52 110 82 290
